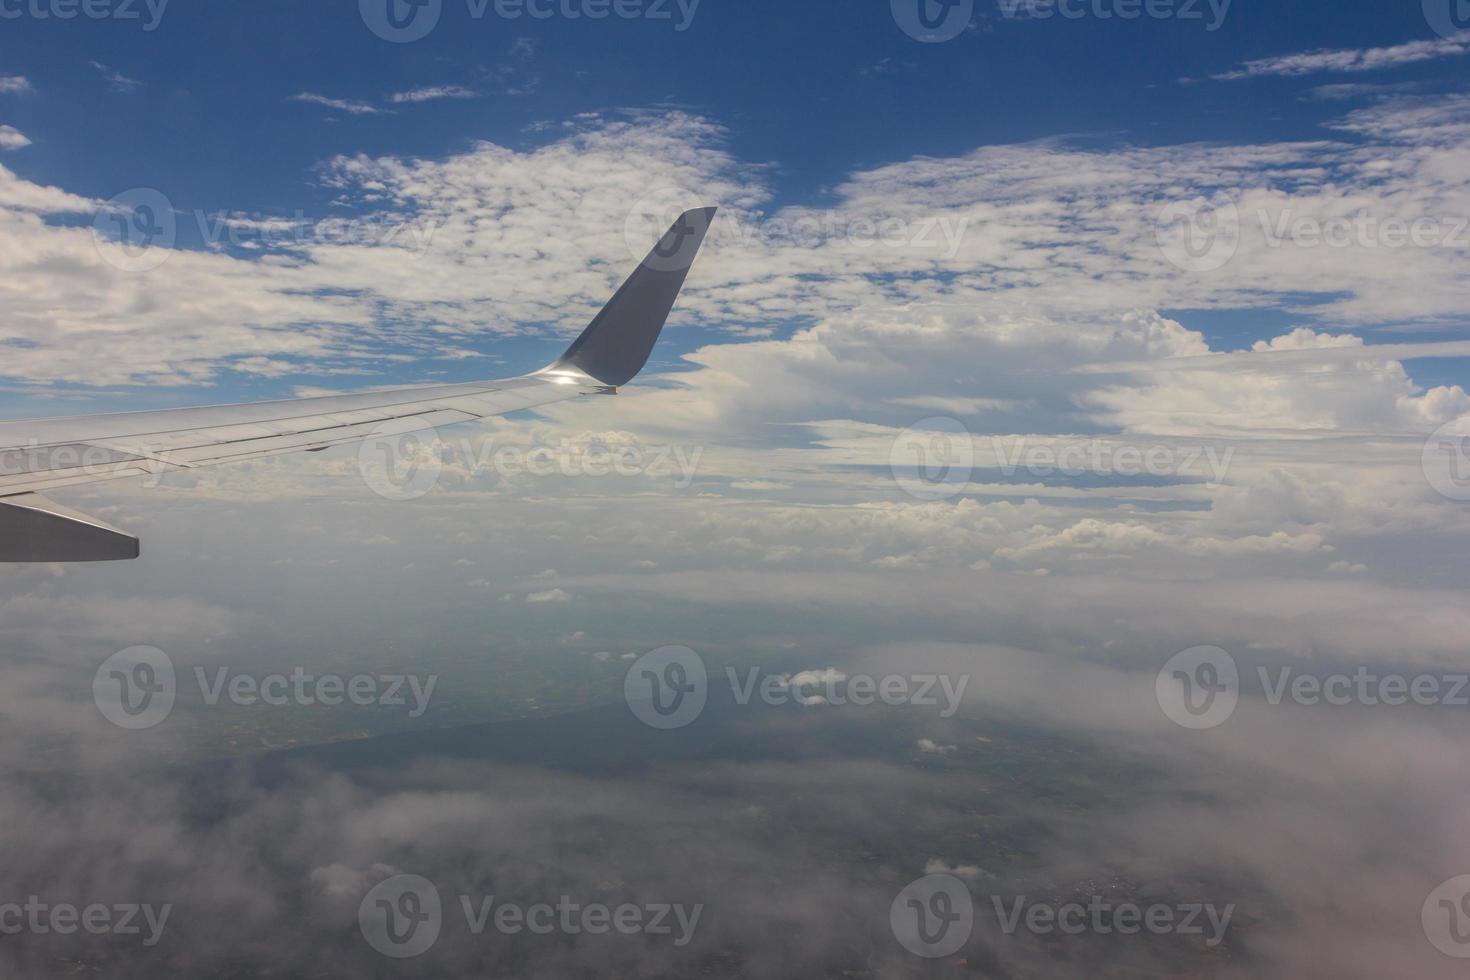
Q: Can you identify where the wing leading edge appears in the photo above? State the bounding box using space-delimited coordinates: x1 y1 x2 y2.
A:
0 207 718 562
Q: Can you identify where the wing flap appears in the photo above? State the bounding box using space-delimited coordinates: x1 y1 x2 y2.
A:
0 493 139 562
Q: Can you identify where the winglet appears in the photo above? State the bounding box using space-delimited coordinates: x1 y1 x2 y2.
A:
547 207 718 387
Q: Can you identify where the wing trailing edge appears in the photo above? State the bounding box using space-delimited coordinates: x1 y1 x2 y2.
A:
0 493 139 562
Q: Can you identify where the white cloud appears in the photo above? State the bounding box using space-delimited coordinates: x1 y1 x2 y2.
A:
0 76 32 95
290 92 382 116
388 85 477 104
916 739 957 755
0 126 31 150
88 61 140 92
1212 34 1470 80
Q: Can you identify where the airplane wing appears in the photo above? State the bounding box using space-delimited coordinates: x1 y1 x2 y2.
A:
0 207 718 562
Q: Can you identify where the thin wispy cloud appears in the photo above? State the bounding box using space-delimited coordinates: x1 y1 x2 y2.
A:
0 76 32 95
1305 81 1420 101
290 92 383 116
1212 33 1470 80
88 60 141 92
388 85 478 104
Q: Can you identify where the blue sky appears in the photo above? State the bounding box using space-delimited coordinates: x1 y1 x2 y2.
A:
0 0 1468 416
1 0 1456 194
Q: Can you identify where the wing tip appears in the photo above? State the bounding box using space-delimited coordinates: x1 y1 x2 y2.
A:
551 205 719 387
